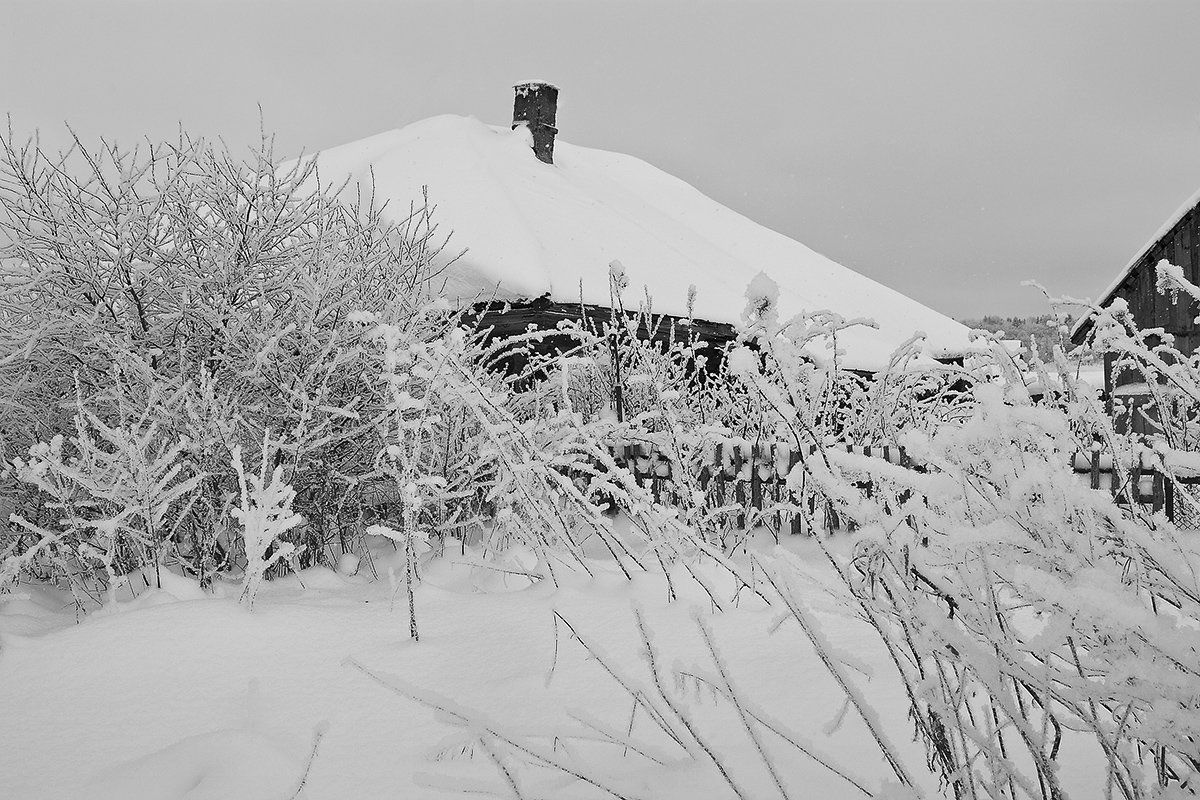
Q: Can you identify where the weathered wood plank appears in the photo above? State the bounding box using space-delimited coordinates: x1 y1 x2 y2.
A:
1173 228 1189 333
1193 209 1200 291
1179 216 1195 337
1148 247 1162 331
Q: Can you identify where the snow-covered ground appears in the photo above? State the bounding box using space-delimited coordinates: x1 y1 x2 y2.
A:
0 534 1113 799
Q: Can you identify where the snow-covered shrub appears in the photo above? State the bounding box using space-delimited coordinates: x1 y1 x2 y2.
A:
801 382 1199 797
520 266 1200 797
0 126 450 589
171 371 244 585
733 274 936 446
361 311 672 585
523 278 777 546
7 376 199 605
230 437 304 609
761 281 1200 798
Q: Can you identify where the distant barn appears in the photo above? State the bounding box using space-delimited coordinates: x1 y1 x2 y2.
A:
1071 190 1200 430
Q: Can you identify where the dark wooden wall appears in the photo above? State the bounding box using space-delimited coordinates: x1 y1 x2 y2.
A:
466 296 967 379
466 296 737 373
1096 204 1200 359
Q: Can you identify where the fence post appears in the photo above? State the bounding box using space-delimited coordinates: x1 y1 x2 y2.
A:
713 442 726 526
732 444 746 529
788 450 803 535
768 443 780 536
1166 476 1175 523
750 443 763 517
1132 460 1143 506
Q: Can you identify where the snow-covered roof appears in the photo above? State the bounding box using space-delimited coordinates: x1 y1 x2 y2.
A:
304 114 973 370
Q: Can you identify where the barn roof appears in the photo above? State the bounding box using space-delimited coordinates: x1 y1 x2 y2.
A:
1071 187 1200 343
303 114 973 370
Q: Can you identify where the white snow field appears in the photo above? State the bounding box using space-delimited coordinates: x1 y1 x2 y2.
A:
301 115 973 371
0 536 1112 800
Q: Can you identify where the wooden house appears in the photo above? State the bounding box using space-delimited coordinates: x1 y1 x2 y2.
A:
303 83 974 373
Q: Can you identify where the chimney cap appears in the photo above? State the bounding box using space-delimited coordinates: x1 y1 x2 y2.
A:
513 79 558 90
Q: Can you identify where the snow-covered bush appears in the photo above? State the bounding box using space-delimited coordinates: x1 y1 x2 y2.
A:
0 126 450 591
230 437 304 609
751 277 1200 798
7 375 199 605
799 385 1199 797
478 265 1200 798
361 310 693 586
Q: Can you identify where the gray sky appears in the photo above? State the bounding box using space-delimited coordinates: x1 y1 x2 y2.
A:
6 0 1200 319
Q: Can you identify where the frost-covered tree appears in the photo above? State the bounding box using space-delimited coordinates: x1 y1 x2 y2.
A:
0 125 453 589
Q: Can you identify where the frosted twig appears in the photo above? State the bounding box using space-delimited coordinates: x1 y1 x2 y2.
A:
345 658 639 800
755 560 915 788
693 613 792 799
552 610 688 751
633 606 749 799
287 720 329 799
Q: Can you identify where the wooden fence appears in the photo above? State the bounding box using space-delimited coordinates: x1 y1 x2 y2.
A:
609 439 1192 532
1070 449 1185 519
609 440 913 534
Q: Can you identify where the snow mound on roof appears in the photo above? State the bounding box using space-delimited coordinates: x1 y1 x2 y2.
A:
305 114 972 370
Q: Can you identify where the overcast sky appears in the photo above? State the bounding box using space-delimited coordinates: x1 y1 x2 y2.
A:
6 0 1200 319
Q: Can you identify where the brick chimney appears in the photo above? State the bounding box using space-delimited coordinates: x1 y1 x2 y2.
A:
512 81 558 164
